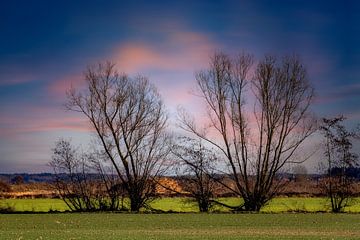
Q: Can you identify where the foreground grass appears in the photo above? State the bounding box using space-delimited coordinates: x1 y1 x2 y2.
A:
1 197 360 213
0 213 359 239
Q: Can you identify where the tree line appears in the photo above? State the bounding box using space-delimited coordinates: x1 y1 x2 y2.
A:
50 52 359 213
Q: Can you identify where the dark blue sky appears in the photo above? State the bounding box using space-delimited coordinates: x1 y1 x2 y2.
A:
0 0 359 172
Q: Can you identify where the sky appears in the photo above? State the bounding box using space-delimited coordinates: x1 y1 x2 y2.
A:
0 0 359 173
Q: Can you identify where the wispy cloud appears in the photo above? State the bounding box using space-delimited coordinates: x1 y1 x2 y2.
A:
112 29 218 113
113 30 217 73
48 74 84 97
47 29 218 111
0 108 90 138
0 72 37 86
315 83 360 104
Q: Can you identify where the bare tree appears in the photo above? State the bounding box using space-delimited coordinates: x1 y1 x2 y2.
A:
87 150 126 211
179 52 315 211
172 137 217 212
50 139 95 211
66 62 170 212
320 116 359 212
50 139 123 211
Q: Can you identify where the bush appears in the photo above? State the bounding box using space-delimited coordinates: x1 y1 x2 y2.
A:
0 203 15 213
0 180 11 193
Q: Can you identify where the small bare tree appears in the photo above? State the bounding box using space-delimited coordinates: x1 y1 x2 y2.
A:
50 139 94 211
320 116 359 212
87 150 124 211
66 62 170 212
180 52 315 211
50 139 122 211
172 137 217 212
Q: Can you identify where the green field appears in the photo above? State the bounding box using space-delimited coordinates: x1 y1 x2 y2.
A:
1 198 360 239
0 213 359 239
1 197 360 213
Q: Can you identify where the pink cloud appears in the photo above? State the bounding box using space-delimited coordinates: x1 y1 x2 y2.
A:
0 107 90 138
43 29 218 132
113 31 217 73
109 30 218 112
48 74 84 98
46 29 218 108
114 44 173 72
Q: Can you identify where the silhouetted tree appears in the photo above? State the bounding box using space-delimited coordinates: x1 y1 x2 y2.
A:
66 62 170 212
50 139 123 211
50 139 93 211
172 137 217 212
89 150 126 211
179 52 316 211
320 116 359 212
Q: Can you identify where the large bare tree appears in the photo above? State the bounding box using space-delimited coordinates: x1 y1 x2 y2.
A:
180 52 316 211
66 62 170 212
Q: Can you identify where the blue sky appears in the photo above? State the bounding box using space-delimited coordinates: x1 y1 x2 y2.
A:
0 0 359 173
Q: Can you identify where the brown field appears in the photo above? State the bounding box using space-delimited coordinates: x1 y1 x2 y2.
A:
1 177 360 199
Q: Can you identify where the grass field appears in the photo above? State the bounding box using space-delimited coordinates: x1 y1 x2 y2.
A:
0 213 359 239
1 197 360 213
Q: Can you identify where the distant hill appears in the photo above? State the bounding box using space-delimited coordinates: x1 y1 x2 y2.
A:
0 173 55 183
1 167 360 184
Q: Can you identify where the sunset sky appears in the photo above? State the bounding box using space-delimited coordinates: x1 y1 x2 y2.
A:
0 0 359 173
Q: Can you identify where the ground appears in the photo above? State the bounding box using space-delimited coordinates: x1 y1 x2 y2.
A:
1 213 359 239
1 198 360 239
